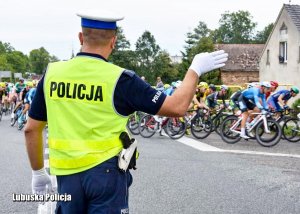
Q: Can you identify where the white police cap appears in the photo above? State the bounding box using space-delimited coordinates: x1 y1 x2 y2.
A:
77 10 124 30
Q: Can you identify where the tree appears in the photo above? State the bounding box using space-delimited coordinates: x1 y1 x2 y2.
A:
215 10 257 44
135 31 160 84
29 47 51 74
0 41 15 54
185 21 210 50
109 27 137 70
6 51 29 73
253 23 274 44
180 21 211 78
152 50 179 84
114 27 130 51
0 55 13 71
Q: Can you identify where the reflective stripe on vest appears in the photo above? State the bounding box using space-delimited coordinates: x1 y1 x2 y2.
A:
44 56 128 175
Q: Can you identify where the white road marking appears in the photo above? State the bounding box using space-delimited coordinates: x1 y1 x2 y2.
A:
177 136 300 159
177 136 223 152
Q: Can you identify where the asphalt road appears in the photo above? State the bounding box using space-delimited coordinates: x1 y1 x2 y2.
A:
1 113 300 214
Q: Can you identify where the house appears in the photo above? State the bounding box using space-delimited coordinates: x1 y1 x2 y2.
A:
215 44 264 86
259 4 300 88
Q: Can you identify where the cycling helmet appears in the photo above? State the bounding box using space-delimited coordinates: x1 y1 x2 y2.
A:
174 80 182 88
291 86 299 94
261 81 271 88
164 83 170 89
26 81 34 87
32 79 39 86
270 81 279 88
19 78 24 82
220 85 228 90
198 82 208 89
247 83 254 89
0 82 5 87
209 84 216 91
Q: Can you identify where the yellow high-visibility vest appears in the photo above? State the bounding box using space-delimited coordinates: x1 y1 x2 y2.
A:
44 56 128 175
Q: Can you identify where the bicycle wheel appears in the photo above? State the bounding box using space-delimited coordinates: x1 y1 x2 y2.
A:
255 119 282 147
220 115 241 144
214 113 231 135
138 114 157 138
165 117 187 139
191 114 212 139
127 113 140 135
282 118 300 143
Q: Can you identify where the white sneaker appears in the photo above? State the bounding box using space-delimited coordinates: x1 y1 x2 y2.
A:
240 133 250 139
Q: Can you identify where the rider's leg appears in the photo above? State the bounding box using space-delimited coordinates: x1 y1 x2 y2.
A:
238 97 250 139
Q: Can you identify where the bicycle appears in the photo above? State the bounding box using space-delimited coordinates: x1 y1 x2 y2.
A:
0 102 3 121
220 111 282 147
208 106 233 135
138 114 187 139
11 104 23 127
282 106 300 143
188 108 213 139
127 111 145 135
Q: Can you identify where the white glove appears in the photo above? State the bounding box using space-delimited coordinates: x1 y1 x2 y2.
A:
32 168 53 195
189 50 228 76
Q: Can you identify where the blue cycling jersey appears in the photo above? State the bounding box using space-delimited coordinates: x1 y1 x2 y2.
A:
25 88 37 104
242 87 268 110
270 89 292 102
164 87 175 96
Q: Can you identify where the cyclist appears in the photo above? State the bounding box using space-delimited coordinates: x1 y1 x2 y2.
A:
164 80 181 96
206 84 229 110
0 82 9 112
230 83 257 113
267 86 299 112
194 82 210 110
15 78 26 98
265 81 279 99
238 81 271 139
13 81 32 115
19 82 37 125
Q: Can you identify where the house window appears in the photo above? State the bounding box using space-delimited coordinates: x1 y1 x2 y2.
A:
280 23 288 34
267 49 270 65
279 42 287 63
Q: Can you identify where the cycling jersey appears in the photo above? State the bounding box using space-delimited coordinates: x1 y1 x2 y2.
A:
20 88 30 101
269 90 292 102
15 83 26 94
164 86 175 96
206 91 226 108
24 88 37 104
0 88 8 100
240 87 268 110
267 89 292 111
230 90 242 109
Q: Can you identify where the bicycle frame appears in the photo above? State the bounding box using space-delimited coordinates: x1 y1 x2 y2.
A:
230 113 270 134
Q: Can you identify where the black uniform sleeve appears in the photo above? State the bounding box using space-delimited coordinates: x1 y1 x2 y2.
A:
114 71 166 116
28 76 47 121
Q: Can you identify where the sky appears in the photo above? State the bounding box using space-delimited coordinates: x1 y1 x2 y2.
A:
0 0 298 60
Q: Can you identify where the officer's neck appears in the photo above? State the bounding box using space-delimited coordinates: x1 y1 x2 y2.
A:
81 46 112 60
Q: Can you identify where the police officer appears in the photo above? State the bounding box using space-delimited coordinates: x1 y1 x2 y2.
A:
24 10 228 213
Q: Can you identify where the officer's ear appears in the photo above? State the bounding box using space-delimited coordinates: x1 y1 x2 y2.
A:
78 32 83 45
111 35 117 49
